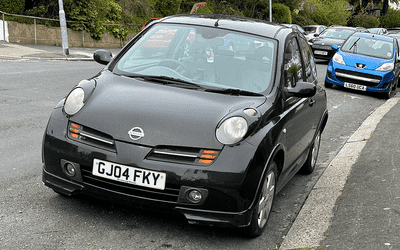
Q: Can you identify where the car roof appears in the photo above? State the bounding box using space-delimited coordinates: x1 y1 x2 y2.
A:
303 25 325 27
159 14 288 39
352 32 394 42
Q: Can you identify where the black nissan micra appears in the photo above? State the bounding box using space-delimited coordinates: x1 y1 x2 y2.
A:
42 14 328 237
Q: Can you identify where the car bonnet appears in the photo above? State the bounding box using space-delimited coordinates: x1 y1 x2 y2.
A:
340 51 394 70
314 37 345 46
69 72 266 149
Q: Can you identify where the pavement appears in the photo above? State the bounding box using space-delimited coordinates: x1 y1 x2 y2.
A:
1 41 400 250
0 41 121 60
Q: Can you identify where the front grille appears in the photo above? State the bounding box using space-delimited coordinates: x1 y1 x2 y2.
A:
313 45 332 50
80 165 181 203
335 69 382 87
146 146 220 166
68 122 116 152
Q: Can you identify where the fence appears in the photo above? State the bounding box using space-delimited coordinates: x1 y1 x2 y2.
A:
0 10 139 48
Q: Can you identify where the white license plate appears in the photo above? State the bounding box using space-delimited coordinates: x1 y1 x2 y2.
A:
344 82 367 91
314 50 328 55
92 159 166 190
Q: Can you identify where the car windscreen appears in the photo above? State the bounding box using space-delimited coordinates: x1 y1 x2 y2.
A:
319 28 355 40
341 36 394 59
304 27 317 33
113 24 276 94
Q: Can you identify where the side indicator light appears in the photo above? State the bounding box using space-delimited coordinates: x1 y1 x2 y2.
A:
203 150 218 154
199 159 212 164
201 154 216 159
70 133 79 139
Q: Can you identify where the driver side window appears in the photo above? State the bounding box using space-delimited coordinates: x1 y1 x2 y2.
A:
283 37 302 88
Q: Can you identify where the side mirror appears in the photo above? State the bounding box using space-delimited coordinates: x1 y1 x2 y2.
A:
332 44 339 51
314 33 319 37
286 82 316 98
94 49 113 65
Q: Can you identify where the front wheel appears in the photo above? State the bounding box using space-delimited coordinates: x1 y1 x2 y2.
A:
300 130 321 175
244 161 277 237
324 80 333 88
383 83 393 99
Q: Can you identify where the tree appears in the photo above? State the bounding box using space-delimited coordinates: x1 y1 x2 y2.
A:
380 7 400 27
304 0 350 26
154 0 182 16
65 0 123 40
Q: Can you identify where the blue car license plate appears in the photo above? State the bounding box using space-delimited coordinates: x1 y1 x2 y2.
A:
344 82 366 91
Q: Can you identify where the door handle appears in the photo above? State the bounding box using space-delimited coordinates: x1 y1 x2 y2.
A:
309 99 315 106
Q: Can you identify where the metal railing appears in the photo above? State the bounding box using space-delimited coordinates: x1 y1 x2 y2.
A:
0 10 139 46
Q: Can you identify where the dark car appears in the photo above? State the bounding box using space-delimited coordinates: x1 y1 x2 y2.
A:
310 26 367 60
325 33 400 98
42 15 328 237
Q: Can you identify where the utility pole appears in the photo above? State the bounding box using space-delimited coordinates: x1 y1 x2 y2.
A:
58 0 69 56
269 0 272 22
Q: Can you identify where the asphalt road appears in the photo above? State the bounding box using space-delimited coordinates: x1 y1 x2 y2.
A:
0 58 392 249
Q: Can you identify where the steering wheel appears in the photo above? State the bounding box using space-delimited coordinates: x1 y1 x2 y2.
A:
157 59 191 77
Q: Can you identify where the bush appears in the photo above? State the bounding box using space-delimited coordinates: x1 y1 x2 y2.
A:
351 11 380 28
65 0 124 40
292 11 317 26
380 8 400 28
155 0 182 17
266 3 292 23
0 0 24 14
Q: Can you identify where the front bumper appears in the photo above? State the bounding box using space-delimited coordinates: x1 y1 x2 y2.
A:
326 61 394 93
42 107 262 228
312 47 335 60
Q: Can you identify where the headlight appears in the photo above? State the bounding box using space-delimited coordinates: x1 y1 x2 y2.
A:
377 62 394 71
216 117 248 145
64 87 85 115
332 53 345 65
63 79 96 116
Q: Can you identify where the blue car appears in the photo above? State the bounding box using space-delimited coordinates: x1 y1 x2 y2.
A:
325 33 400 98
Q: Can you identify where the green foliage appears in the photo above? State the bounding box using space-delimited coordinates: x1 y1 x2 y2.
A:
240 0 269 19
380 8 400 28
275 0 302 11
65 0 124 40
265 3 291 23
0 0 25 14
196 4 214 15
292 11 317 26
154 0 182 16
305 0 350 26
351 11 380 28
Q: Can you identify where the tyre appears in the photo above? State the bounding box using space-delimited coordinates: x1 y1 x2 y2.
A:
383 83 393 99
244 161 277 237
324 80 333 88
300 130 321 175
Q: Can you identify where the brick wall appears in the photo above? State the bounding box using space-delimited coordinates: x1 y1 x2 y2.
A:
6 21 136 48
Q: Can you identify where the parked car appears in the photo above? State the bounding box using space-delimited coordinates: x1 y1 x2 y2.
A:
42 14 328 237
325 32 400 98
282 23 306 35
303 25 327 42
387 27 400 34
310 25 368 60
368 27 388 35
140 18 161 31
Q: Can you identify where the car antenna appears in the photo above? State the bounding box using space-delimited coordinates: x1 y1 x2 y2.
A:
214 3 231 27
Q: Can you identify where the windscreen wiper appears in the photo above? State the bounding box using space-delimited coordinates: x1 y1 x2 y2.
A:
205 88 263 96
349 37 361 51
126 74 205 90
